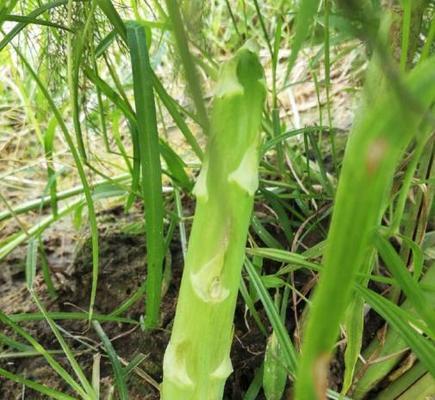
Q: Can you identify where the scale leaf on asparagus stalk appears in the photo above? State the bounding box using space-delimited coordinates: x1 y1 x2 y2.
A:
161 43 266 400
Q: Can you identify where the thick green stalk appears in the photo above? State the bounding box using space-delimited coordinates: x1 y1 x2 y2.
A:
161 44 266 400
294 56 435 400
341 6 431 393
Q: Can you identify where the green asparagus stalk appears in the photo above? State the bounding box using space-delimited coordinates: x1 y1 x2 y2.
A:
161 43 266 400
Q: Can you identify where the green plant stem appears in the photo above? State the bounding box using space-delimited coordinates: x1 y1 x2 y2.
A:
294 57 435 400
161 44 266 399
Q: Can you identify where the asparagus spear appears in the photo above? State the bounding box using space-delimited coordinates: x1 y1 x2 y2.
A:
161 43 266 400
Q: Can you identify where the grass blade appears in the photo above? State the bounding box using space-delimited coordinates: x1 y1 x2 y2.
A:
0 368 76 400
43 117 58 216
164 0 209 135
9 46 100 322
0 198 84 261
353 264 435 398
3 14 72 31
25 239 38 291
160 140 193 191
93 321 128 400
263 331 287 400
356 284 435 375
96 0 126 42
31 295 96 399
8 311 137 325
127 21 165 328
284 0 320 82
0 311 87 399
245 259 298 375
0 174 130 222
243 364 264 400
376 362 432 400
342 296 364 394
95 2 203 159
375 233 435 334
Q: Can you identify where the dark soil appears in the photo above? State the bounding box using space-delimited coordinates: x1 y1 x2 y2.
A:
0 206 268 399
0 204 381 399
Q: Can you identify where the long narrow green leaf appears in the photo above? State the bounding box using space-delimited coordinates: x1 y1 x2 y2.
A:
31 294 97 399
160 140 193 191
0 0 18 29
263 331 287 400
9 311 136 324
152 76 204 159
0 174 130 222
251 216 283 249
11 46 100 322
261 126 332 155
37 241 57 298
239 277 267 336
111 109 133 173
247 247 398 285
95 3 203 159
3 14 72 31
127 21 165 328
342 296 364 394
93 321 128 400
0 332 32 352
0 198 84 261
375 233 435 334
84 66 141 210
67 0 98 160
0 312 87 399
400 0 412 71
0 368 76 400
84 66 136 121
85 66 192 195
25 239 38 290
284 0 320 82
376 362 431 400
243 365 264 400
247 247 320 270
245 259 298 375
43 116 58 216
356 284 435 375
164 0 209 135
352 264 435 398
96 0 126 42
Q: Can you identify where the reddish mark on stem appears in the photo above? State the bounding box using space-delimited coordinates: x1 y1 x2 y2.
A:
312 352 330 400
365 138 389 175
